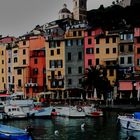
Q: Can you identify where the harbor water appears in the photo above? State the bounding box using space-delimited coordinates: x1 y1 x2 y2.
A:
1 111 139 140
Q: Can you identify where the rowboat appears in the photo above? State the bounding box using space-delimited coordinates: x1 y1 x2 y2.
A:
0 124 32 140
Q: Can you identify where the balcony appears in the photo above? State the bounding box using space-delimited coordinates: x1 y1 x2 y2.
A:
25 83 38 87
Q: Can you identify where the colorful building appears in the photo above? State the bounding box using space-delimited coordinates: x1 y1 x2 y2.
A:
0 44 7 93
95 31 119 85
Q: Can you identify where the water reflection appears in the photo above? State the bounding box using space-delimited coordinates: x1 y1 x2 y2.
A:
2 112 140 140
119 128 140 140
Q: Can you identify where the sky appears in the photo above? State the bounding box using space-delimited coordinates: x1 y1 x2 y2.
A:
0 0 113 37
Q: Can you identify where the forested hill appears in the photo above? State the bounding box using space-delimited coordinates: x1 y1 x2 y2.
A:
87 4 140 30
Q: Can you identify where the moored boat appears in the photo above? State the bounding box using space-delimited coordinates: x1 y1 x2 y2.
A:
117 112 140 131
83 104 103 117
28 105 52 118
4 105 27 119
52 106 86 118
0 124 32 140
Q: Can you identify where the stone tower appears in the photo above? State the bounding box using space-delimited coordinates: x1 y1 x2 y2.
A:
73 0 87 21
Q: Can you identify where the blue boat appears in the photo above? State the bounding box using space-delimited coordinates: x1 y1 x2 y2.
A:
0 124 32 140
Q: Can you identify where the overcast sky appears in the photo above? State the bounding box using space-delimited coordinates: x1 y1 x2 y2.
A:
0 0 113 37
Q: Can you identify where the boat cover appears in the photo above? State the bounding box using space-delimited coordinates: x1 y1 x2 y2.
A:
134 112 140 119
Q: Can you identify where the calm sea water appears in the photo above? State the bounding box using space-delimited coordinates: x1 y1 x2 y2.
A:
1 112 140 140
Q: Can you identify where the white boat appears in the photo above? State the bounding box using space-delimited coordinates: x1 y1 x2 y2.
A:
0 93 34 114
28 105 52 118
4 105 27 119
52 106 86 118
83 105 103 117
117 112 140 131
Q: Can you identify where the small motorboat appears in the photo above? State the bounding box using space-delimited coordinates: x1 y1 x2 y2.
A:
0 124 32 140
83 104 103 117
117 112 140 131
4 105 27 119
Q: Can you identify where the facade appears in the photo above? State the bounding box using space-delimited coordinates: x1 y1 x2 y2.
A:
0 44 7 93
12 37 30 97
84 28 103 69
95 31 119 85
65 22 86 91
134 27 140 72
118 30 134 79
45 19 66 99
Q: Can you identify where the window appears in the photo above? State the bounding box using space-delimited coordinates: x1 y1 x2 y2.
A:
33 68 38 75
34 58 38 64
88 31 92 36
68 67 72 74
8 76 11 83
43 68 46 74
68 79 72 85
88 59 92 65
109 69 114 76
23 49 26 55
96 38 100 44
79 79 82 84
12 76 14 83
112 37 116 43
113 48 116 53
78 67 82 74
78 52 82 60
1 51 4 55
50 50 54 56
8 67 11 73
120 45 124 52
50 60 56 68
2 60 4 64
96 58 99 65
58 71 61 76
23 41 26 45
73 31 77 36
106 48 109 54
2 77 4 83
137 48 140 54
18 79 22 87
128 57 132 64
68 53 71 61
1 69 4 73
78 31 82 36
57 41 60 47
14 57 18 63
106 37 109 43
96 48 99 54
120 57 124 64
8 58 11 63
57 60 63 68
137 59 140 66
23 59 26 65
14 50 18 53
128 45 133 52
86 48 94 54
17 69 22 75
88 38 92 44
57 49 60 55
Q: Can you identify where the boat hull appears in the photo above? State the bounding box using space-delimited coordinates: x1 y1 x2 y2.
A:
0 124 32 140
118 115 140 131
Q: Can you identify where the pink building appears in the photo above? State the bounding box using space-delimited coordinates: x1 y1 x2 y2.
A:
84 28 103 69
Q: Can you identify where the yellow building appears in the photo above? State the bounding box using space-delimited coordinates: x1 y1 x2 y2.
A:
0 44 7 92
12 38 30 97
95 31 119 85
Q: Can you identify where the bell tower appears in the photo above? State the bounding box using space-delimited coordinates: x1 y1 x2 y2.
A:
73 0 87 21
